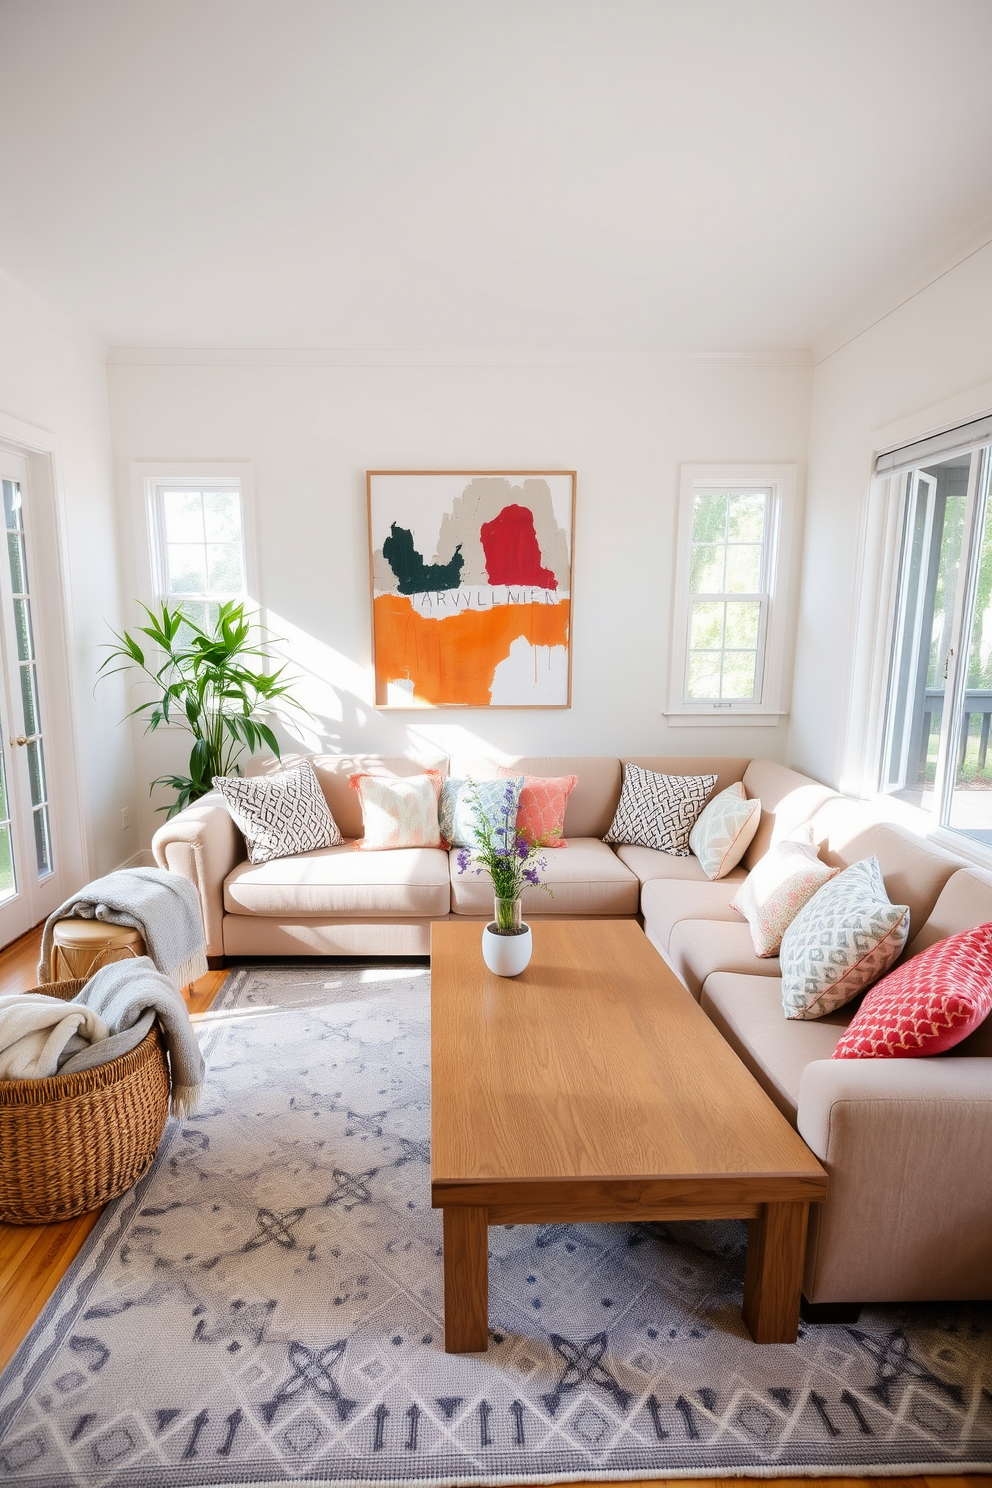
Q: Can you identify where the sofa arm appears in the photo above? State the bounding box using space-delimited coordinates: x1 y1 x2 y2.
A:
797 1057 992 1304
151 791 244 961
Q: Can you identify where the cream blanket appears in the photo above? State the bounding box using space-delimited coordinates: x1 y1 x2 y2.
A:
0 994 109 1080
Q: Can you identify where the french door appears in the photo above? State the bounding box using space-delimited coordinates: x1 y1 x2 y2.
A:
0 449 63 942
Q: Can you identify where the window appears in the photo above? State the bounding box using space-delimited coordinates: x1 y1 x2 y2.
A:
147 479 248 628
878 418 992 848
667 465 795 724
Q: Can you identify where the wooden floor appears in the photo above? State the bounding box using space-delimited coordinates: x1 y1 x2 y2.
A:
0 926 987 1488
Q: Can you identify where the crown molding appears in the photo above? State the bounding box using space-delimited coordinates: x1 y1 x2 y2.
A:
0 262 107 363
105 345 813 370
812 209 992 366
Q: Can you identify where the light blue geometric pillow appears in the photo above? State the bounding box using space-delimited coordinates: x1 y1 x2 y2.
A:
779 856 910 1021
438 777 524 849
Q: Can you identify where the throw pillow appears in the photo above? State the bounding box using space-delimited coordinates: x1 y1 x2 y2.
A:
497 768 578 847
349 770 444 850
732 831 839 956
213 761 343 865
604 764 717 857
834 922 992 1059
688 781 761 880
779 856 910 1020
439 776 523 849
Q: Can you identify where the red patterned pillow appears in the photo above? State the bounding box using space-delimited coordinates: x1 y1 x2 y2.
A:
833 922 992 1059
498 769 577 848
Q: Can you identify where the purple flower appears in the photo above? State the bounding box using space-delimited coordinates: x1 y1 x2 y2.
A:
523 866 541 886
516 838 530 860
456 849 470 874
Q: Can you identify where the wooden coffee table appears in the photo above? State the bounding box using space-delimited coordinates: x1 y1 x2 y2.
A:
430 919 827 1352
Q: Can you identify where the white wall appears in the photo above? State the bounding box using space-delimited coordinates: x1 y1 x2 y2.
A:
790 241 992 790
106 356 812 850
0 279 138 882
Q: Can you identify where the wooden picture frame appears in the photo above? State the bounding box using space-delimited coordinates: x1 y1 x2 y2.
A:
367 470 576 709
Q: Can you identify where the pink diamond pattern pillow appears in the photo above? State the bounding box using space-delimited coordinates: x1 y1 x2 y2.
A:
834 922 992 1059
731 832 839 957
498 769 577 847
349 770 444 850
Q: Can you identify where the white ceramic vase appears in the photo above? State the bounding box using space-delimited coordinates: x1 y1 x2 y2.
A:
481 921 532 977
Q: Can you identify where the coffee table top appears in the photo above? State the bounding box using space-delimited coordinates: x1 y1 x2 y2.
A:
430 920 826 1197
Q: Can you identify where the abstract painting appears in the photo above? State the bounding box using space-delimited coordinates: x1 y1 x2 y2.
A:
367 471 575 708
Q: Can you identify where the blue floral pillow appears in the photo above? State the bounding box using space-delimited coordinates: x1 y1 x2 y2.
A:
439 777 523 849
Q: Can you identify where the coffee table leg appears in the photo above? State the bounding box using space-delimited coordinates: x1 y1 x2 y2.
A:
742 1201 808 1344
442 1206 489 1352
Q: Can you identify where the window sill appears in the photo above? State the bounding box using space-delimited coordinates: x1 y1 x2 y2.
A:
662 710 788 728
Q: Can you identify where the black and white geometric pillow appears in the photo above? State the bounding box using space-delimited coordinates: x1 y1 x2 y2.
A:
604 764 717 856
213 760 343 864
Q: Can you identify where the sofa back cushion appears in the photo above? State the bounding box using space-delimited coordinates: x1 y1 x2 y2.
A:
808 796 958 943
246 753 448 841
740 760 838 869
450 755 622 839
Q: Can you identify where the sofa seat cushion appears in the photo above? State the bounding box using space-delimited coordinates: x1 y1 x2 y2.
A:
450 838 639 917
224 844 451 918
614 843 747 885
701 973 851 1122
666 918 782 999
640 878 745 954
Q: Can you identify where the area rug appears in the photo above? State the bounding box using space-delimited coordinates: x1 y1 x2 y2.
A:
1 964 990 1486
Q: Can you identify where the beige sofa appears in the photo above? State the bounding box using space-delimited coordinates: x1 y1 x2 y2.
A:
152 751 992 1310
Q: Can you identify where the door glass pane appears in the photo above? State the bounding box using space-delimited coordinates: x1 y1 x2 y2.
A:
950 459 992 841
0 825 14 902
3 478 53 881
882 457 971 809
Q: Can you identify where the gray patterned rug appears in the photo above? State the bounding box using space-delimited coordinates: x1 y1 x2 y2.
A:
1 963 990 1486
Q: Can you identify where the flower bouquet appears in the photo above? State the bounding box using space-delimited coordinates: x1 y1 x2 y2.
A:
455 779 553 936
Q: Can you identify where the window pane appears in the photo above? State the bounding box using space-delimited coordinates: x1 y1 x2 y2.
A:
2 479 21 532
203 491 241 543
689 600 724 650
33 805 52 877
19 663 39 736
207 542 244 593
689 544 725 593
724 600 760 649
721 651 758 699
949 470 992 842
162 490 204 544
13 599 34 663
7 533 24 594
692 493 727 543
687 653 722 699
167 544 208 594
725 544 762 592
26 739 46 807
881 457 970 809
727 492 766 542
0 824 15 902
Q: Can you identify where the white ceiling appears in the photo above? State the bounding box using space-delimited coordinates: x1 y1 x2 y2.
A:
2 0 992 355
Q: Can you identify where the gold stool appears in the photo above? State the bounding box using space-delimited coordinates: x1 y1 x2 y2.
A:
51 920 145 983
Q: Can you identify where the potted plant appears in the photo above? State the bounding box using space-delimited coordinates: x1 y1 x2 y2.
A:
100 600 306 818
455 780 552 976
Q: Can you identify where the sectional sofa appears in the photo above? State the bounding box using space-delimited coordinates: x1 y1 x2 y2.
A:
152 751 992 1311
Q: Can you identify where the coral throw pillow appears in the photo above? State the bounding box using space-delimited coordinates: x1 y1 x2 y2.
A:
834 922 992 1059
732 831 839 956
349 771 444 850
498 768 578 847
779 857 910 1020
688 781 761 880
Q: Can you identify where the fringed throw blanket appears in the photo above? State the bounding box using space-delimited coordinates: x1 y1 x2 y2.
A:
60 958 205 1117
38 867 207 990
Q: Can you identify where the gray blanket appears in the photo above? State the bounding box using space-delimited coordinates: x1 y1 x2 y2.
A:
39 867 207 989
60 958 205 1117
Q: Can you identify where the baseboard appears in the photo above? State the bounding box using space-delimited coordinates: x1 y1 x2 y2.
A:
116 849 155 870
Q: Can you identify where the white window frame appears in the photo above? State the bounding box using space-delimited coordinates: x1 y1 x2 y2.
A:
666 463 797 726
129 461 258 615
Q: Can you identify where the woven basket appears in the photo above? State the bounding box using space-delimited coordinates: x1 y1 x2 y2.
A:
0 979 170 1225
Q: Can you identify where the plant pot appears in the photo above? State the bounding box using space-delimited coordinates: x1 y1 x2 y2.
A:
482 921 532 977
